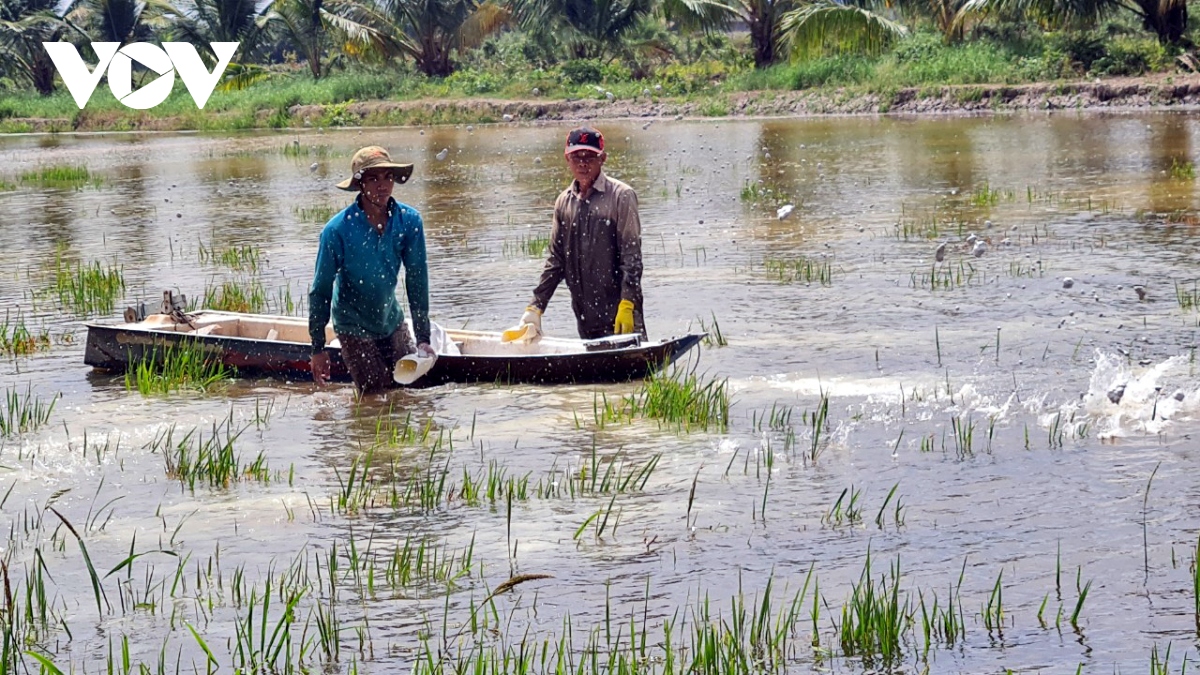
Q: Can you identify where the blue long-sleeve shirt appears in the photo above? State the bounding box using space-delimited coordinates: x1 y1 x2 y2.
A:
308 197 430 351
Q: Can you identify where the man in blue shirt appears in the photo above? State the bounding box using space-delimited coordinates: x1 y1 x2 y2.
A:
309 146 433 394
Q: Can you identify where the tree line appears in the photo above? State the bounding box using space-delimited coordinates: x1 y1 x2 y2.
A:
0 0 1192 97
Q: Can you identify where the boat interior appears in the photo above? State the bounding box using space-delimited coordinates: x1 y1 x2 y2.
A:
126 311 643 356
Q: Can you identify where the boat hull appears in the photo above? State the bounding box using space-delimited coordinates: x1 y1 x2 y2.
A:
84 312 703 386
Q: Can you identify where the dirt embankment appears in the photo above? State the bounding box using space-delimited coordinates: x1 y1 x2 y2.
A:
289 75 1200 123
11 74 1200 133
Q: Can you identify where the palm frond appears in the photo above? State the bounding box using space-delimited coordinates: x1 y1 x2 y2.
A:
326 0 414 60
781 0 907 60
458 0 510 50
216 61 269 90
659 0 735 31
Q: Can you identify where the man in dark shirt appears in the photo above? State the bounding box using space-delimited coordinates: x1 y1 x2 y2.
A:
508 127 645 341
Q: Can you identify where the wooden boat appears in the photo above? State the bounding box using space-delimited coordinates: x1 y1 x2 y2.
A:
84 310 705 386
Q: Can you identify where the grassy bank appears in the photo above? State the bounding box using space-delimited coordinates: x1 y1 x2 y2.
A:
0 28 1186 133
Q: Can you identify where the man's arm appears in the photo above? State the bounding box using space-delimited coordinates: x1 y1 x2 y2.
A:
615 188 643 303
308 225 341 352
529 193 568 311
402 209 431 346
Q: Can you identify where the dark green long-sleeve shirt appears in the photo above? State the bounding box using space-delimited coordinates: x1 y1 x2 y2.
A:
308 197 430 351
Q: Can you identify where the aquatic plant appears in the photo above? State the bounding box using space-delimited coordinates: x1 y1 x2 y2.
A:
1070 576 1092 629
836 551 909 665
823 486 863 526
0 384 58 437
197 242 261 272
270 284 302 315
374 407 440 447
950 414 975 457
876 482 905 528
911 260 977 290
967 181 1014 206
1149 643 1182 675
807 390 831 462
752 402 792 432
0 310 50 357
1193 534 1200 633
1008 260 1044 278
150 413 268 490
501 233 550 258
893 209 953 241
202 279 268 313
739 179 792 207
124 340 232 395
293 204 338 223
281 141 333 158
918 562 966 653
382 534 476 589
52 254 125 315
635 366 731 432
19 165 100 188
453 460 532 507
1170 158 1196 180
695 312 727 347
413 571 811 675
981 569 1004 633
764 256 833 285
536 445 660 499
1174 280 1200 311
573 493 621 541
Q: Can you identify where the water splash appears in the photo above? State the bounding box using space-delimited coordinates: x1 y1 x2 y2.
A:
1081 350 1199 439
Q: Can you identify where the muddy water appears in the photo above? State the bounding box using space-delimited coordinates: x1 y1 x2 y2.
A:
3 111 1200 672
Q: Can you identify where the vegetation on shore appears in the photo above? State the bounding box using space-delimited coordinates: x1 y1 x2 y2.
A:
3 0 1200 132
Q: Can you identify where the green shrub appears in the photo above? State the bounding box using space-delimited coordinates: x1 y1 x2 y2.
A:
1044 31 1105 72
790 55 873 88
325 72 400 102
319 101 355 127
725 63 797 91
656 61 731 94
561 59 604 84
892 32 945 65
882 39 1024 85
1091 37 1165 75
599 60 633 82
443 68 503 94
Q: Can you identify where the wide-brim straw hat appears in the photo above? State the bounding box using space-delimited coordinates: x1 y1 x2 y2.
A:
336 146 414 191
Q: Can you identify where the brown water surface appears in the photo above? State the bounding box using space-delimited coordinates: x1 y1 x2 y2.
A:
2 112 1200 672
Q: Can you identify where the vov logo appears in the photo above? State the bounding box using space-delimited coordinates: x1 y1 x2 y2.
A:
42 42 239 110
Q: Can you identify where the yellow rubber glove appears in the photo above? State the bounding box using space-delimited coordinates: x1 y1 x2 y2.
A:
502 306 542 342
613 299 635 335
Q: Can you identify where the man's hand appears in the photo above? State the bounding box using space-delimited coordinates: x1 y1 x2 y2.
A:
501 306 543 343
416 342 435 358
311 350 331 386
613 300 635 334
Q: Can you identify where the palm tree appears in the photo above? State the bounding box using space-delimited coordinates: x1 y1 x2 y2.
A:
264 0 331 78
0 0 67 94
336 0 509 76
511 0 656 60
1136 0 1186 44
63 0 179 44
960 0 1185 42
960 0 1185 44
659 0 800 68
171 0 273 58
781 0 908 58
